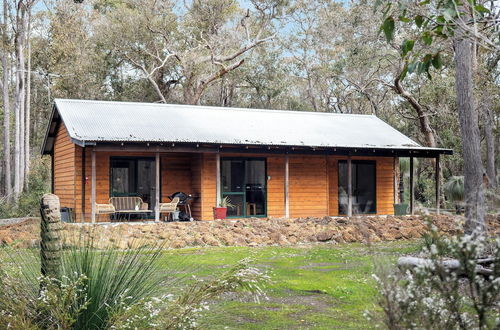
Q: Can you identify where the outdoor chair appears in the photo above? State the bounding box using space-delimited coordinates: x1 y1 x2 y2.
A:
159 197 180 221
95 202 116 222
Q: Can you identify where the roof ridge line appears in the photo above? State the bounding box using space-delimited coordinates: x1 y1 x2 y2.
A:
54 98 376 118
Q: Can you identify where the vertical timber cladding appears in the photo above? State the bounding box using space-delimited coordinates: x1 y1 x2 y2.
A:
161 153 193 202
327 156 396 216
266 155 285 218
200 153 217 220
53 123 77 215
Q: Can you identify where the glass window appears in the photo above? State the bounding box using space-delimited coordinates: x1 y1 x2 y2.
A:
110 157 156 211
222 160 245 192
338 160 376 215
221 158 267 217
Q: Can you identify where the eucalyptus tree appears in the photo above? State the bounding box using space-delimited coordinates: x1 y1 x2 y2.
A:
1 0 12 198
95 0 286 105
0 0 38 200
377 0 500 233
286 0 443 151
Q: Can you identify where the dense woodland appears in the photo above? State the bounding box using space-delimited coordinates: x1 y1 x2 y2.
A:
0 0 498 222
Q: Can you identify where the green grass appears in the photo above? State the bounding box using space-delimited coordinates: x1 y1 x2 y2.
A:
157 241 421 329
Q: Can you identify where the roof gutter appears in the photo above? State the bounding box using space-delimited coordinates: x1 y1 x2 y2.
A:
71 138 96 148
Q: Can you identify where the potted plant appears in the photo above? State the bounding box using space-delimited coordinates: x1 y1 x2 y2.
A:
213 196 235 220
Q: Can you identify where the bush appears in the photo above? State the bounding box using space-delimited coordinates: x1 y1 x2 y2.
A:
0 233 268 329
0 158 51 218
371 230 500 329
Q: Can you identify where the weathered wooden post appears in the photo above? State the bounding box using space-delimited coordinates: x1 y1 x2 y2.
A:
409 156 414 215
40 193 63 279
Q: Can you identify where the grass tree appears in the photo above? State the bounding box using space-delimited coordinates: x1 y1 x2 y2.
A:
444 176 465 214
40 194 62 279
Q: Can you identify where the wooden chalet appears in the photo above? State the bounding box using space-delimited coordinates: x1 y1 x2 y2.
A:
41 99 452 222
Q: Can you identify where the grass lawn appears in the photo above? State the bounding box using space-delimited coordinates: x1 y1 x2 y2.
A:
158 240 421 329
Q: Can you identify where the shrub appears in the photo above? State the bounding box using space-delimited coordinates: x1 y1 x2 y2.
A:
0 234 268 329
371 231 500 329
0 158 51 218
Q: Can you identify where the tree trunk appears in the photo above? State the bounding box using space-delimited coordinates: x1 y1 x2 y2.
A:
13 1 26 199
453 35 486 234
1 0 11 198
483 103 496 188
393 72 437 148
24 8 31 189
306 72 318 111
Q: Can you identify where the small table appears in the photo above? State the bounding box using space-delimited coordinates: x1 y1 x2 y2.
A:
113 210 153 221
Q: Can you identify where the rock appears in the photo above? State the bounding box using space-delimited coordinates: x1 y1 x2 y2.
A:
220 233 235 246
317 230 335 242
1 214 495 250
2 236 13 245
342 232 356 242
171 240 186 249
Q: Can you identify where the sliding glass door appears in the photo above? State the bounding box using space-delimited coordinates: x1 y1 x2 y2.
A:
338 160 376 215
110 157 157 211
221 158 266 217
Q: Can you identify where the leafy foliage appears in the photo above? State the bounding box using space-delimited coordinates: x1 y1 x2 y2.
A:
376 0 498 79
0 232 267 329
0 158 51 218
372 228 500 329
444 175 465 203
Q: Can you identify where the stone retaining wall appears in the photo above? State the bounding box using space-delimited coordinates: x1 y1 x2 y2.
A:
1 215 499 249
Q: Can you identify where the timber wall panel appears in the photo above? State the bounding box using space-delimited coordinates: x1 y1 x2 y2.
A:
289 155 328 218
266 156 285 218
53 123 76 212
375 157 395 215
200 153 217 220
161 154 193 201
328 157 339 216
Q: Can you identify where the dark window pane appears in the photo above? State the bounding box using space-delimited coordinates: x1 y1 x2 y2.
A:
110 158 156 211
354 163 376 214
137 160 155 210
246 160 266 216
225 195 244 217
222 160 245 192
338 162 348 215
110 159 135 195
338 160 376 215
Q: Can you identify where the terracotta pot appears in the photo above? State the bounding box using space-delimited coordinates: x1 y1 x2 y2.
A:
213 207 228 220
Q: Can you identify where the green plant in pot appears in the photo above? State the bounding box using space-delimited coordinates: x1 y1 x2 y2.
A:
213 196 235 220
444 176 464 214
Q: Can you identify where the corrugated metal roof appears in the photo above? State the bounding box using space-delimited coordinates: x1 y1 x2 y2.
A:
48 98 447 152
